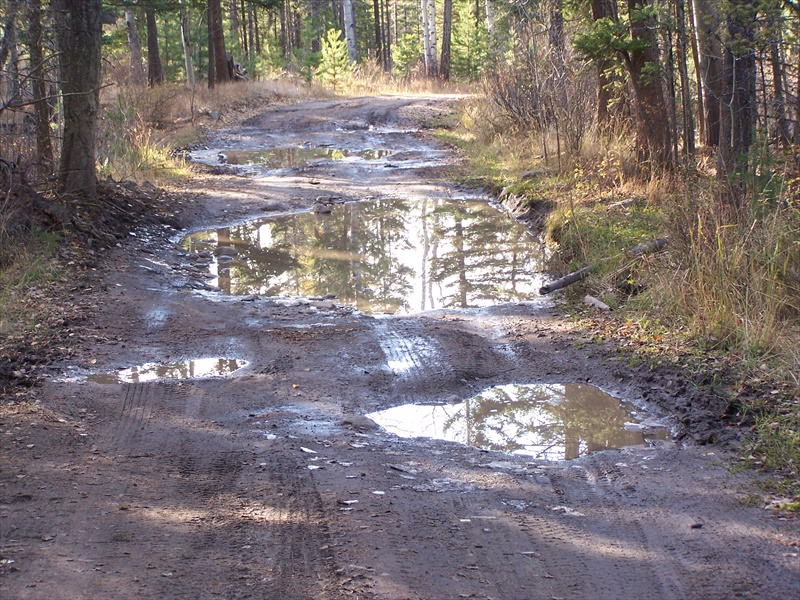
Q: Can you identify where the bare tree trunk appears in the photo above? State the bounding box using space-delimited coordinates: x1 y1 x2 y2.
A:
53 0 102 202
590 0 616 130
146 8 164 86
692 0 722 147
770 36 791 147
440 0 452 80
420 0 437 77
343 0 357 64
373 0 383 65
247 1 256 58
485 0 495 56
310 0 321 54
124 8 146 85
180 4 195 87
230 0 240 42
2 0 21 105
382 0 391 70
675 0 696 161
686 0 704 149
210 0 230 84
717 0 757 191
207 1 216 87
27 0 54 173
625 0 673 169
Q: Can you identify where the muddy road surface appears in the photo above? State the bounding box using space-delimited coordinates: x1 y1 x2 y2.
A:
2 96 798 599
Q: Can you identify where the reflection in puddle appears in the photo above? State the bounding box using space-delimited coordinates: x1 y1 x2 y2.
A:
180 199 546 314
191 147 393 170
366 384 670 461
87 358 248 384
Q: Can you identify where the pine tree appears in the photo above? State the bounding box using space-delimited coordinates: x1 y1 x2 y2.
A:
316 28 352 92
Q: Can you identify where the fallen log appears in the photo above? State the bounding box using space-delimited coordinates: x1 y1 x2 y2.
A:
539 238 669 295
539 266 591 295
626 237 668 257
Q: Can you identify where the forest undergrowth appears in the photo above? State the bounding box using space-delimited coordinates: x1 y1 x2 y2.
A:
439 95 800 503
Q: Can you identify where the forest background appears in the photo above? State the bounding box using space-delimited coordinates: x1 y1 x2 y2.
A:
1 0 798 501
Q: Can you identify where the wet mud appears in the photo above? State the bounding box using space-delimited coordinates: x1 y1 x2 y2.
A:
2 95 797 600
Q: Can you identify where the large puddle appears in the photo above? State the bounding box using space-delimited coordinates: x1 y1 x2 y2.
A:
366 384 670 461
87 358 248 384
180 198 546 314
201 147 393 168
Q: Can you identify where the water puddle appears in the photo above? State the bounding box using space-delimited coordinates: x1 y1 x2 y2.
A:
86 358 248 384
366 383 670 461
190 147 393 172
180 198 546 314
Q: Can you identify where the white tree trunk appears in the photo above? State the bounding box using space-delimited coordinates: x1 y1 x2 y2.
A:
485 0 495 51
420 0 437 76
342 0 357 64
180 5 195 87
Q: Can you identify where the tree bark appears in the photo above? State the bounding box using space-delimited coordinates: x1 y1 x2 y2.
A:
590 0 616 130
717 0 757 190
624 0 673 169
209 0 230 84
53 0 102 202
26 0 54 173
692 0 722 147
440 0 452 80
1 0 21 106
675 0 696 161
180 4 195 87
146 8 164 86
343 0 357 64
207 0 216 87
125 8 146 85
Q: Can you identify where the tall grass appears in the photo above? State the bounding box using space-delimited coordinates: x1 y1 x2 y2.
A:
659 184 800 362
96 77 323 185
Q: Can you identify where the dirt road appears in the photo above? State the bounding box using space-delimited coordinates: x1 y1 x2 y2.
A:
2 96 798 599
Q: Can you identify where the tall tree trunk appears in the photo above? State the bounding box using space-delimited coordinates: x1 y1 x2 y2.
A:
373 0 383 65
310 0 321 54
230 0 240 43
180 3 195 87
590 0 616 130
770 36 791 147
440 0 452 80
382 0 391 70
692 0 722 147
247 1 256 58
420 0 437 76
209 0 230 83
53 0 102 202
146 8 164 86
675 0 695 161
1 0 21 105
207 1 216 87
717 0 757 190
343 0 357 63
686 0 705 150
485 0 495 56
27 0 54 173
625 0 673 169
125 8 146 85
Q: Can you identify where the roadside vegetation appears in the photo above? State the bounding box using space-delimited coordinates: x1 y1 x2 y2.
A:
439 84 799 504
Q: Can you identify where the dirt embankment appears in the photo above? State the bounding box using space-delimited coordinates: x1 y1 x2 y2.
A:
2 95 798 600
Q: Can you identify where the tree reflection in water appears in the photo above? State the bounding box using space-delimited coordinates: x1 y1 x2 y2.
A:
367 384 669 461
180 198 546 314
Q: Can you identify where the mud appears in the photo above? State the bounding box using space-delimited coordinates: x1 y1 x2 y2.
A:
2 95 798 599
